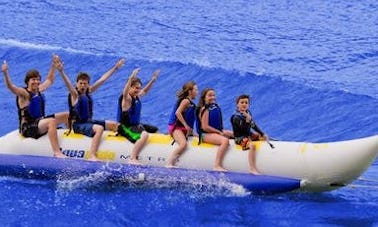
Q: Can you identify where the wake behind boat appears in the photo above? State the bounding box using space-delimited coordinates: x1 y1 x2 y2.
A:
0 129 377 192
0 153 301 194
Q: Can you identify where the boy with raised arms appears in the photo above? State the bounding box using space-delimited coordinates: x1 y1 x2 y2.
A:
55 56 125 161
118 68 160 165
1 56 67 158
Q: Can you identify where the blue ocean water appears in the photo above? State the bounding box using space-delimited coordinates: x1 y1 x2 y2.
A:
0 0 377 226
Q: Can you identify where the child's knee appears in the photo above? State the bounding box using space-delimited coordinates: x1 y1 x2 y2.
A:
221 138 229 147
106 121 119 131
180 142 187 150
93 125 104 133
48 119 57 127
141 131 149 139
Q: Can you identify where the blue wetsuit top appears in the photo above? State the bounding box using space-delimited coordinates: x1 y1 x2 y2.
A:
230 109 264 138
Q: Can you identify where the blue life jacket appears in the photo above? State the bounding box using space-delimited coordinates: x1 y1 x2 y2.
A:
17 88 45 124
207 103 223 131
168 98 196 128
196 103 223 134
68 89 93 123
118 94 141 126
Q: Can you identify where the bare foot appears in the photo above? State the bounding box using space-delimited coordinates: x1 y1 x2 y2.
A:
249 169 261 175
128 159 142 165
213 166 228 172
54 152 67 158
165 164 178 169
87 156 101 162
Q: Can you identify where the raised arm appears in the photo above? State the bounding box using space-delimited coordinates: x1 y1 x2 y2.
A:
1 60 29 98
121 68 140 111
139 69 160 96
122 68 140 96
55 57 78 102
90 58 125 93
39 55 58 92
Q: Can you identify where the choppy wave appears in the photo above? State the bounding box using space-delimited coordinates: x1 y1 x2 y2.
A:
0 38 93 55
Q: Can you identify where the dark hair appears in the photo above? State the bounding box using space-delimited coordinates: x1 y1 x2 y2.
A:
131 77 142 87
197 88 214 109
24 69 41 85
76 72 90 82
236 94 250 104
177 81 196 100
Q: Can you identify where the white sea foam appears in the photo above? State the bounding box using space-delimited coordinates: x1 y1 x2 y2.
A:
0 38 93 55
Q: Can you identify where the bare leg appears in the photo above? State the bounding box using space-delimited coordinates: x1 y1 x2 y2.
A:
129 131 148 165
214 136 229 171
39 118 65 158
248 143 260 175
105 120 119 132
54 112 69 127
166 130 187 168
87 125 104 161
203 133 229 171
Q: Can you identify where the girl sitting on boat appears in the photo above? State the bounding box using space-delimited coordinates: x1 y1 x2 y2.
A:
196 88 233 171
166 81 198 168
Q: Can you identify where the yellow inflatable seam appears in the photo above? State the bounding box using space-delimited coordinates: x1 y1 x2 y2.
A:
104 134 127 142
313 143 329 151
62 131 232 149
252 141 263 152
96 150 116 161
148 134 173 144
300 143 307 153
62 131 85 139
